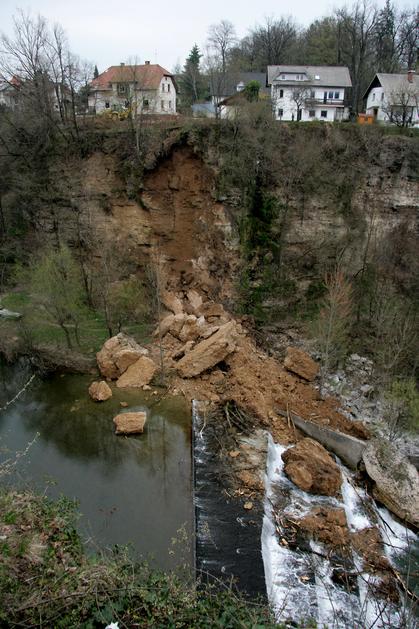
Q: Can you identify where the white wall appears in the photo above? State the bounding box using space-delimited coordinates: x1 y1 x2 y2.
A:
365 85 419 126
272 85 346 121
89 76 177 115
365 86 387 121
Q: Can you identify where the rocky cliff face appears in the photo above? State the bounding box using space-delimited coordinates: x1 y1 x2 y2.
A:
35 145 237 305
32 129 418 319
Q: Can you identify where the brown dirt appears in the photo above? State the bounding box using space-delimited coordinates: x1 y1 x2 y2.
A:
282 438 343 497
142 147 237 302
155 330 369 446
297 507 350 548
350 527 391 572
87 143 369 452
85 144 368 448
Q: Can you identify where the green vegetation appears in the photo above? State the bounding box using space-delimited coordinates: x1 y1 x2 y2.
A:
0 290 151 354
384 378 419 436
0 489 278 628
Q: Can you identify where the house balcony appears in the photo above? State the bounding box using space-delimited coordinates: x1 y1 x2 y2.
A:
305 98 345 107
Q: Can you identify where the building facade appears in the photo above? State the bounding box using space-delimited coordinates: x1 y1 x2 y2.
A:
364 72 419 127
268 65 352 122
88 63 177 115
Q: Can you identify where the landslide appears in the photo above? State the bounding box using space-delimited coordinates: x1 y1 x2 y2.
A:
78 134 371 444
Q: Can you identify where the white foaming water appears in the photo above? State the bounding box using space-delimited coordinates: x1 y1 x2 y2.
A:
341 473 371 531
377 506 416 559
261 434 418 628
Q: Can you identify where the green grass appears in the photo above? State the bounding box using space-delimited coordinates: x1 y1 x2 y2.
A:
0 291 153 355
0 488 279 628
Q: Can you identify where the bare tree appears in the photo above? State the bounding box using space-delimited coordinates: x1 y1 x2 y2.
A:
250 16 298 68
381 83 418 127
335 0 378 113
314 269 353 392
207 20 237 75
289 84 311 121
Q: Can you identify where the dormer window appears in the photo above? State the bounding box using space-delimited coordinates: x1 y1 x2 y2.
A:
117 83 126 95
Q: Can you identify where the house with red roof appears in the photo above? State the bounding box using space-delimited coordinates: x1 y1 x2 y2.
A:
88 62 177 115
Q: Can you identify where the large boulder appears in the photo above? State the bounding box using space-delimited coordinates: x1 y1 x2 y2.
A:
116 355 158 388
154 313 175 338
282 438 342 496
88 380 112 402
176 321 239 378
362 439 419 528
284 347 319 382
186 289 204 316
113 411 147 435
162 291 183 315
97 333 148 379
179 315 207 342
154 313 186 340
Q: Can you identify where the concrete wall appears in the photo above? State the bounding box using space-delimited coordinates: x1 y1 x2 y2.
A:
278 411 367 469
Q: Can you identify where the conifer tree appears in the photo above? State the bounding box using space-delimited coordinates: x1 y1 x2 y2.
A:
180 45 205 107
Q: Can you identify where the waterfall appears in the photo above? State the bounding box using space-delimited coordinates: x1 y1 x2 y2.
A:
262 434 417 628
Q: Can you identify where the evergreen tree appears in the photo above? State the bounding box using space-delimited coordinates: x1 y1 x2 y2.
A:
93 64 99 79
180 45 205 108
374 0 399 73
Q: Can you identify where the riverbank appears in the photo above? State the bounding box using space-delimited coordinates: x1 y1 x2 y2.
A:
0 488 276 628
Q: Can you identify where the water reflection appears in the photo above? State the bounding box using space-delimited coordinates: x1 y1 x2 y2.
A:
0 359 193 570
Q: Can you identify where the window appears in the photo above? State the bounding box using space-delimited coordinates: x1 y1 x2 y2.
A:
143 98 149 110
279 89 284 98
105 101 110 108
277 108 283 118
281 74 285 80
162 84 165 92
309 110 315 117
372 93 375 101
161 100 165 110
381 92 384 101
117 83 126 95
328 91 333 99
169 100 172 109
310 90 315 98
334 91 339 99
167 83 171 92
321 110 327 118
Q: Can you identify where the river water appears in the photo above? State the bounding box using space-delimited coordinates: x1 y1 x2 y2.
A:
0 359 193 571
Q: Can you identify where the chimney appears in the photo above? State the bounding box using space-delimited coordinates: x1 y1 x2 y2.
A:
120 62 125 67
145 60 150 65
407 69 414 83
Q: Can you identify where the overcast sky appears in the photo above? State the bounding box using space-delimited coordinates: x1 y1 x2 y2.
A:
0 0 414 73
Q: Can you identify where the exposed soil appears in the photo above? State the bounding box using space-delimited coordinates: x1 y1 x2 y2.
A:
157 329 369 446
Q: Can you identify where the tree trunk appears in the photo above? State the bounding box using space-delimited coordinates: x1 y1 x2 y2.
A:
61 324 73 349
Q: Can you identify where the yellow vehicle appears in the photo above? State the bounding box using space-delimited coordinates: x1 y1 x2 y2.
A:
101 105 132 121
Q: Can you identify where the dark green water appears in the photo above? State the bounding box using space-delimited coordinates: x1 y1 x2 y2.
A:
0 359 193 570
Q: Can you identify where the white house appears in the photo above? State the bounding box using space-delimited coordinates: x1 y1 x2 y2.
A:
88 62 177 115
0 76 20 109
364 71 419 127
268 65 352 122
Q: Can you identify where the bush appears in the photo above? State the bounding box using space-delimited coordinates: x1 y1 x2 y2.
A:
384 378 419 436
0 489 278 628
